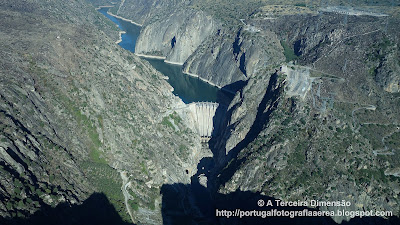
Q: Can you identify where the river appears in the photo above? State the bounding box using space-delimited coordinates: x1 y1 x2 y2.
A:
98 8 229 223
97 7 232 104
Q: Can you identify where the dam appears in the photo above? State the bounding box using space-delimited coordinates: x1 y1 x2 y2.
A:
162 102 222 142
98 8 229 142
188 102 220 142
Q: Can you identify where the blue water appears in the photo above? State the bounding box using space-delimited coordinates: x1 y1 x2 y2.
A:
98 7 140 52
98 7 233 104
145 58 225 103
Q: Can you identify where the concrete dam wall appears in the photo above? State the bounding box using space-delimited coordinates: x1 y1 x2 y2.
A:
188 102 220 142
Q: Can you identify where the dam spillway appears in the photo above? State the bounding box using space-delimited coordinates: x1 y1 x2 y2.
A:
188 102 220 142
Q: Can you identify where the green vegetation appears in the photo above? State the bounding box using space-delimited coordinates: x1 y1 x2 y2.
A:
386 131 400 149
29 57 133 220
246 95 399 199
127 188 140 211
144 188 158 210
288 142 307 166
55 91 105 164
161 116 174 129
368 66 377 77
359 124 396 149
128 199 139 211
140 161 149 176
81 161 130 222
32 59 104 163
354 168 388 184
367 36 393 62
177 144 189 160
280 40 298 62
161 112 182 130
170 112 182 124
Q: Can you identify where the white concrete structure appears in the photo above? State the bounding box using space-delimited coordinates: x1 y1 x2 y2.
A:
188 102 219 142
281 65 313 99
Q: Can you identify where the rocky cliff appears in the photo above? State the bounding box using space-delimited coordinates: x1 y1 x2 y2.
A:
264 13 400 94
115 0 285 88
183 28 285 88
103 1 400 223
0 0 207 224
135 9 218 65
212 12 400 224
2 0 400 224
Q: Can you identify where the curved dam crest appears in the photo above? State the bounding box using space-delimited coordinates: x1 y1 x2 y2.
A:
98 7 231 140
188 102 220 142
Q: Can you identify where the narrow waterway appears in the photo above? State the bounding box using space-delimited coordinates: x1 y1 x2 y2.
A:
98 7 232 104
98 7 140 52
97 7 228 223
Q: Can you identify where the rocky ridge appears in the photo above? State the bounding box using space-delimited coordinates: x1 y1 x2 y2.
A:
0 0 208 224
114 0 400 223
213 12 400 224
135 8 218 65
1 0 400 224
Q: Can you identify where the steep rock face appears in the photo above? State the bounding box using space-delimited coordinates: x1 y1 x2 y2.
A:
135 9 218 64
116 0 155 24
213 13 400 224
0 0 118 218
211 69 283 164
1 0 207 224
215 71 400 224
110 2 400 222
0 71 91 216
183 33 244 87
110 1 399 93
375 46 400 93
183 29 284 88
115 0 189 25
262 13 400 94
118 1 284 88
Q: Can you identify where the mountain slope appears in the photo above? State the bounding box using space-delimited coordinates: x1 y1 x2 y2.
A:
0 0 206 223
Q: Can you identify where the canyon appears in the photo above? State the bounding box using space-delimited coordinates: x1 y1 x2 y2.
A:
1 0 400 224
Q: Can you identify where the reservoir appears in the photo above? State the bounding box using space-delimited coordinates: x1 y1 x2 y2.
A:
98 7 230 223
98 7 140 53
98 7 231 104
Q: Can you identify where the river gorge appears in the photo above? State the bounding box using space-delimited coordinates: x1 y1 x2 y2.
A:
98 7 233 104
1 1 399 224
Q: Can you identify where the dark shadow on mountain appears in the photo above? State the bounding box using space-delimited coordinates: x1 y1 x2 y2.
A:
161 182 400 225
163 69 400 224
218 72 281 186
209 72 281 184
294 39 303 56
211 79 247 152
219 80 247 100
0 192 133 225
161 68 400 224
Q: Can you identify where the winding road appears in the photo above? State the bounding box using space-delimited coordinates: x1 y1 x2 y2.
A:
120 171 135 223
372 128 400 156
351 104 376 131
